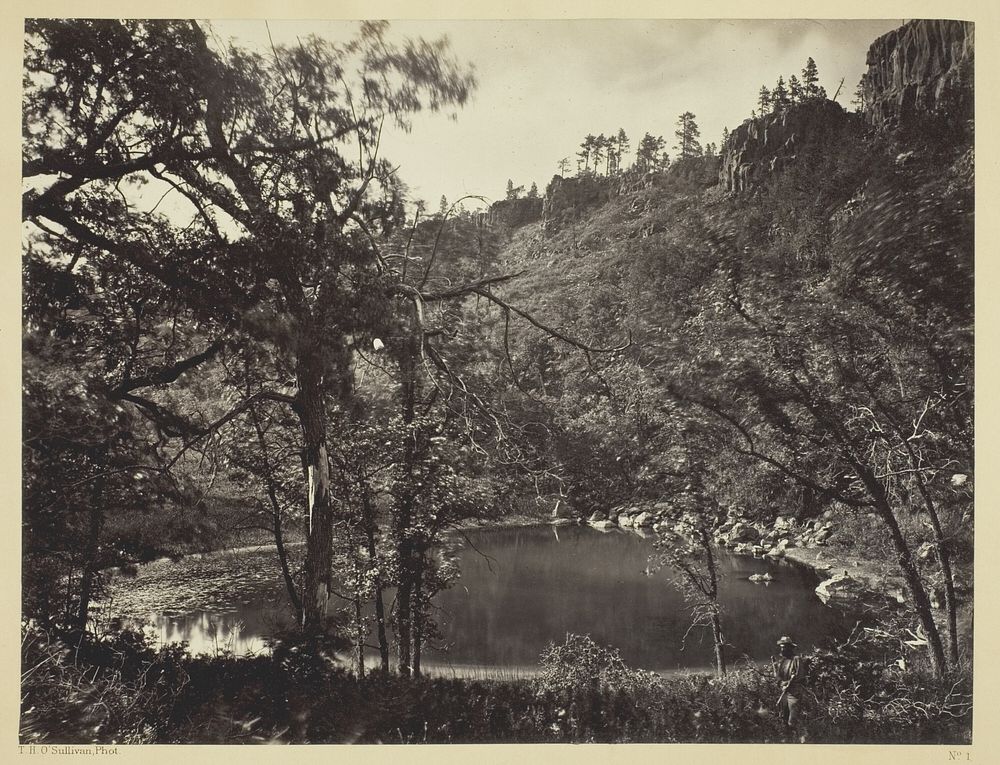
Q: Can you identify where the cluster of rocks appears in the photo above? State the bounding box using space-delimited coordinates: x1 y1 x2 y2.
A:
562 503 907 613
713 510 836 559
563 501 676 534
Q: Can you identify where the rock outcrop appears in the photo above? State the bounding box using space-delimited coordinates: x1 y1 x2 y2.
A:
485 197 543 228
542 174 614 232
861 19 974 130
719 99 854 193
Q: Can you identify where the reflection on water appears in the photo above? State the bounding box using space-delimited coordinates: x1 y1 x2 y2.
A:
115 525 843 673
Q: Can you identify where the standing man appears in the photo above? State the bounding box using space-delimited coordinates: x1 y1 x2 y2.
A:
772 636 807 732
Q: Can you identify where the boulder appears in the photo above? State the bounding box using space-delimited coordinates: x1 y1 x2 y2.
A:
773 515 795 532
588 511 607 523
815 573 865 607
591 519 616 531
815 573 899 611
729 523 760 543
634 511 655 527
765 547 785 559
551 517 577 527
752 545 765 557
733 542 756 556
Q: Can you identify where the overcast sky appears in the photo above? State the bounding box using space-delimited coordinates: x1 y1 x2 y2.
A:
210 18 903 209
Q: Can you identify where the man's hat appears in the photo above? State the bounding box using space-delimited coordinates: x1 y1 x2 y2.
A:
776 636 797 647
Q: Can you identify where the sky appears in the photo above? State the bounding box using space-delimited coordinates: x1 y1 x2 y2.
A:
210 19 902 209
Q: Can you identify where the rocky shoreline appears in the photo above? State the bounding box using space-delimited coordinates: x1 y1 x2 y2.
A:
556 502 913 614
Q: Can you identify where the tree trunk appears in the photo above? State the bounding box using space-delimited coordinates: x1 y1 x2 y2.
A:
76 477 107 631
298 354 333 631
912 476 960 667
711 611 727 677
354 596 365 679
701 526 726 676
76 500 105 631
394 332 419 675
273 502 303 625
396 575 412 676
361 485 390 672
874 499 947 675
373 582 390 673
251 407 303 623
412 558 423 677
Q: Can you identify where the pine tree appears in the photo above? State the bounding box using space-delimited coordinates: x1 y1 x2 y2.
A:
557 157 571 175
802 56 821 99
592 133 607 175
527 181 539 198
773 76 790 110
758 85 772 114
721 126 730 146
438 195 449 216
578 134 596 172
636 132 666 172
851 76 867 113
788 74 803 104
616 128 630 173
505 179 516 200
674 112 702 159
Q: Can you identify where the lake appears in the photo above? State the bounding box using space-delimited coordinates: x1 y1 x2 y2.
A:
103 524 844 675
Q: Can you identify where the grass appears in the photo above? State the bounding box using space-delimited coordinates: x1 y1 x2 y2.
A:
21 625 971 745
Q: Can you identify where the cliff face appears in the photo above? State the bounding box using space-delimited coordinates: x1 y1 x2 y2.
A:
861 19 973 129
484 197 543 228
719 99 852 193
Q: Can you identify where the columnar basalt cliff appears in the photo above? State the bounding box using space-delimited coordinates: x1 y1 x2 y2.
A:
718 99 853 193
861 19 973 129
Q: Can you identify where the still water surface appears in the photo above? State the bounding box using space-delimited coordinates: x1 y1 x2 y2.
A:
106 525 843 674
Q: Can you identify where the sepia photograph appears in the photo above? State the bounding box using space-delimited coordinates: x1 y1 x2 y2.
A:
20 13 974 746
